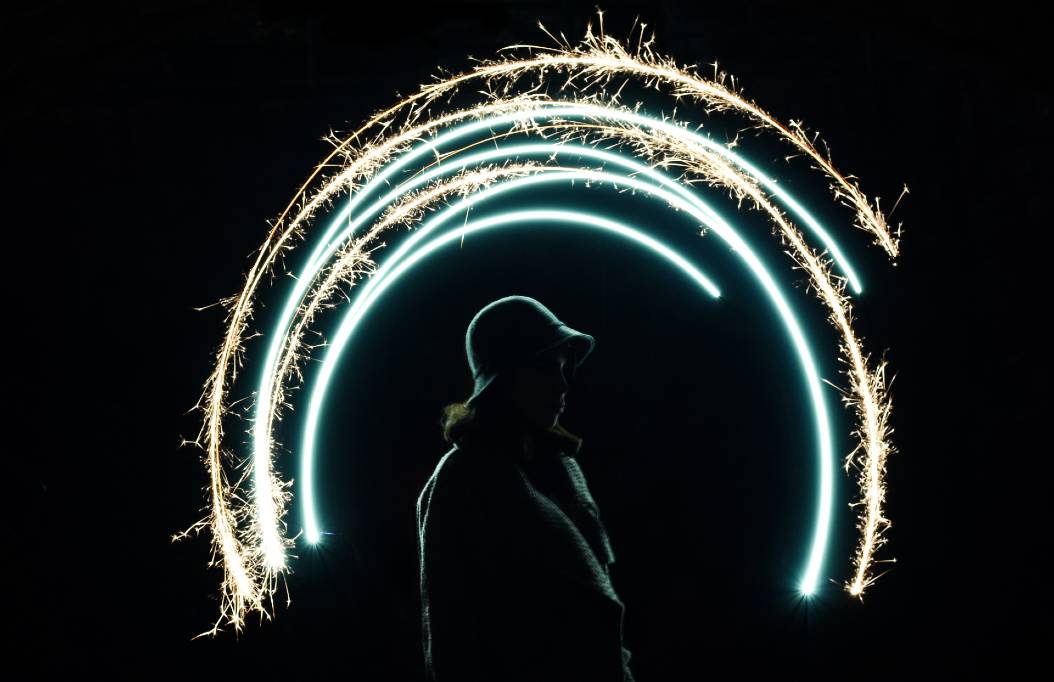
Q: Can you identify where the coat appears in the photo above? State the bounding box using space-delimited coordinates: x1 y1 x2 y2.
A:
416 425 635 681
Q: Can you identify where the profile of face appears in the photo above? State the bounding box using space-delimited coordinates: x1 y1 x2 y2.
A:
502 346 573 432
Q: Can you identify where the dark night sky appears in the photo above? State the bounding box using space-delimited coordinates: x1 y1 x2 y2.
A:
14 1 1049 678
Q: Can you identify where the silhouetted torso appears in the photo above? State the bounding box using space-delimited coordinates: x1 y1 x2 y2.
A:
416 425 635 681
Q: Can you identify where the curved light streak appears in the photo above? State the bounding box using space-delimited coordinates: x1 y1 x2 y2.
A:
180 16 901 635
302 103 863 290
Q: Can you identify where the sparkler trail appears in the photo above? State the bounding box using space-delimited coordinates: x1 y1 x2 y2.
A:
177 11 903 635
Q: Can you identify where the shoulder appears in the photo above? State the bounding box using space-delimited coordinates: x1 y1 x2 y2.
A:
419 444 513 513
433 444 496 487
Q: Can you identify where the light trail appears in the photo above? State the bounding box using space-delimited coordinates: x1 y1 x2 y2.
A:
179 13 902 634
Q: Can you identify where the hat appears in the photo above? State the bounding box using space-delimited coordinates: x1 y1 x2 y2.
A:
465 295 595 408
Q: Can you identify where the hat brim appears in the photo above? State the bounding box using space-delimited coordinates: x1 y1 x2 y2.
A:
526 326 595 368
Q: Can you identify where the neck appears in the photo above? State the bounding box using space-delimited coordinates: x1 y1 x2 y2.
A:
496 414 538 461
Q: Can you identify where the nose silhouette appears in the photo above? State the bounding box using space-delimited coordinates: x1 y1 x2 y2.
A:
559 361 573 390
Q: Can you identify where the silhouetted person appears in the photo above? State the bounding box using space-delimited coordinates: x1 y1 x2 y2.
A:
416 295 635 681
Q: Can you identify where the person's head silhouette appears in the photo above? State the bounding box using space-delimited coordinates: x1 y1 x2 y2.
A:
439 295 595 451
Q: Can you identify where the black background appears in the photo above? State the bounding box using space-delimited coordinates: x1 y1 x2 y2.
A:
15 1 1049 678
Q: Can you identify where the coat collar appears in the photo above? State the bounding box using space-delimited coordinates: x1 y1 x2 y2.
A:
513 458 622 605
449 425 622 607
523 425 582 462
